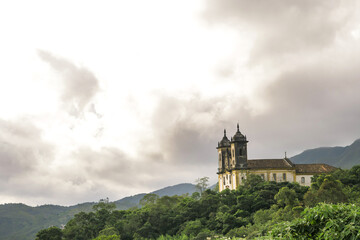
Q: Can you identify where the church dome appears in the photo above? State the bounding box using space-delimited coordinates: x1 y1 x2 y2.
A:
232 124 247 142
218 129 231 147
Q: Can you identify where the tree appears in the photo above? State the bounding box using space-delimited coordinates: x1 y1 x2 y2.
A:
36 226 63 240
274 187 299 208
180 220 204 237
267 203 360 239
93 198 116 212
195 177 209 195
139 193 159 207
304 175 347 207
242 174 264 189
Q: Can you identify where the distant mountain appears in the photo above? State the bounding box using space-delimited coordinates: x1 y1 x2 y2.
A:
0 202 94 240
0 183 197 240
291 139 360 169
114 183 197 209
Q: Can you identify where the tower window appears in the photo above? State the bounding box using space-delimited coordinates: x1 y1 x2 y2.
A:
273 173 276 181
283 173 286 181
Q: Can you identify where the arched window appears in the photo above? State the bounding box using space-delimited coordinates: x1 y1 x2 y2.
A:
301 177 305 183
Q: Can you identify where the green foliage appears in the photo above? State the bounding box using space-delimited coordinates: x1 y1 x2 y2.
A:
243 174 264 189
99 227 118 236
267 203 360 239
93 198 116 212
195 177 209 195
139 194 159 207
1 183 199 240
304 174 348 207
274 187 299 207
93 235 121 240
157 234 189 240
35 226 63 240
180 220 204 236
33 165 360 240
0 202 95 240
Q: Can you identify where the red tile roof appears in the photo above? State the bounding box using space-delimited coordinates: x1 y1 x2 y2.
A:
246 159 337 174
295 164 337 174
248 158 294 169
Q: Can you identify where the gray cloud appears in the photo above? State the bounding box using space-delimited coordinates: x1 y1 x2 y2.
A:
196 0 360 159
0 119 53 180
70 147 132 183
203 0 356 63
3 2 360 206
146 45 360 167
247 54 360 156
37 50 100 117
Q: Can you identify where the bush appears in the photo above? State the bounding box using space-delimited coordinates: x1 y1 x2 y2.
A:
267 203 360 239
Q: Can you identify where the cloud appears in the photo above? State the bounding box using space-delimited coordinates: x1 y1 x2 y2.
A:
0 118 54 180
197 0 360 158
203 0 356 63
247 51 360 154
2 1 360 207
37 50 100 117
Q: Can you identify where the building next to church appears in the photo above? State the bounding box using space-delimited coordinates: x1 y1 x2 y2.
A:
217 124 337 191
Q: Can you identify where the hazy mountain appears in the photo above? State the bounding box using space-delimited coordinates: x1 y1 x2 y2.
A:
291 139 360 169
0 183 197 240
0 202 94 240
114 183 197 209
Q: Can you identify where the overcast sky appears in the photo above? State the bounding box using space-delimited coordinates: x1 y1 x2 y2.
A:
1 0 360 206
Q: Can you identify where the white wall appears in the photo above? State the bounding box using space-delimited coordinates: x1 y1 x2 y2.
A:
296 175 313 186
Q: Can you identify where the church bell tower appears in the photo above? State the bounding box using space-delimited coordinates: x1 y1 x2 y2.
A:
231 123 248 169
217 124 248 191
216 129 231 173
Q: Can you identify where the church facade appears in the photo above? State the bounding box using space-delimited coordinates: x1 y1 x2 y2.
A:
217 125 336 191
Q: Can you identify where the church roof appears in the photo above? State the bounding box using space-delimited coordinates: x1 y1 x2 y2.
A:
248 158 294 169
295 164 337 174
247 159 337 174
218 129 231 148
231 123 247 142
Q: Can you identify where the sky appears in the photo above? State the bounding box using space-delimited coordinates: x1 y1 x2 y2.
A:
1 0 360 206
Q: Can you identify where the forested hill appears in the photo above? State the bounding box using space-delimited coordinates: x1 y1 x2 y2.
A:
114 183 197 209
291 138 360 169
0 183 197 240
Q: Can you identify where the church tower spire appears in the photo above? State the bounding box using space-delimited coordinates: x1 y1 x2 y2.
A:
231 124 248 169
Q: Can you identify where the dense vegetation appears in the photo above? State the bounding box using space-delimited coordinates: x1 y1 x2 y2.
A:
35 165 360 239
0 184 197 240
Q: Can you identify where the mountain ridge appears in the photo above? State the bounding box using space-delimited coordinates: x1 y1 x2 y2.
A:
291 138 360 169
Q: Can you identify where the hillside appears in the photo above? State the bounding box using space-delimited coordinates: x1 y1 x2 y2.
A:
0 183 197 240
291 139 360 169
114 183 197 209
